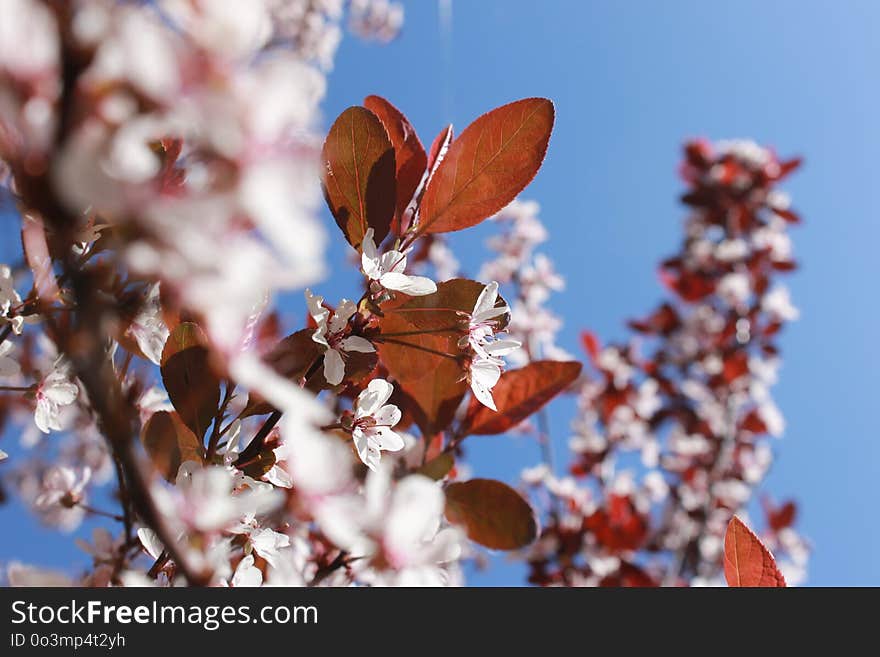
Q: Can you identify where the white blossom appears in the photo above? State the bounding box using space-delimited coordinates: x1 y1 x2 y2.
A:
762 286 800 322
34 466 91 532
305 290 374 385
465 282 520 411
351 378 405 471
34 361 79 434
0 265 24 335
361 228 437 296
317 464 463 583
231 554 263 587
154 464 282 534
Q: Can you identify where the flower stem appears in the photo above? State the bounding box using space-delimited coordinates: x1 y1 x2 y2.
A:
78 503 126 523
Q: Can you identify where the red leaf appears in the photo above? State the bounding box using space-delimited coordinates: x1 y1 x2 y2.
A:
141 410 204 482
773 157 803 180
461 360 582 435
580 330 601 362
740 409 768 434
660 268 716 302
721 351 749 384
375 279 506 435
417 98 554 235
321 106 396 250
723 516 786 587
363 95 427 236
444 479 538 550
584 494 648 551
763 498 797 532
160 323 221 439
773 208 801 224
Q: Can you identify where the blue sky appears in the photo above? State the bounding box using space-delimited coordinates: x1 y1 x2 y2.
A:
328 0 880 586
2 1 879 586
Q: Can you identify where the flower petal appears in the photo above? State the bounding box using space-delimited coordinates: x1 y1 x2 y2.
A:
323 348 345 386
34 400 53 434
471 358 502 388
362 227 378 260
373 403 402 427
372 425 405 452
330 299 357 333
305 289 330 346
484 339 521 358
341 335 375 353
380 272 437 296
473 281 499 317
380 250 406 274
304 289 328 324
44 381 78 405
231 555 263 587
361 228 383 280
470 379 497 411
356 378 394 417
353 430 380 471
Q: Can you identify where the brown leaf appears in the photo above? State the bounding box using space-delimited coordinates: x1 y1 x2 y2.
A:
141 411 204 482
461 360 582 435
723 516 786 587
375 279 507 435
160 323 220 439
363 95 427 235
321 106 396 250
417 98 554 235
444 479 538 550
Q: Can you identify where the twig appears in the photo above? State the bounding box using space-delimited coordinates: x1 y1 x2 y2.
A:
7 16 212 586
113 455 134 541
147 551 170 579
78 503 125 522
206 382 235 460
308 551 350 587
234 410 282 468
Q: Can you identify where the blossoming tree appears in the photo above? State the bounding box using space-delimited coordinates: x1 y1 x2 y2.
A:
0 0 806 587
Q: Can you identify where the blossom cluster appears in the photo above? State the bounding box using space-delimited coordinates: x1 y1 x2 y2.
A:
479 199 569 366
519 139 809 586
